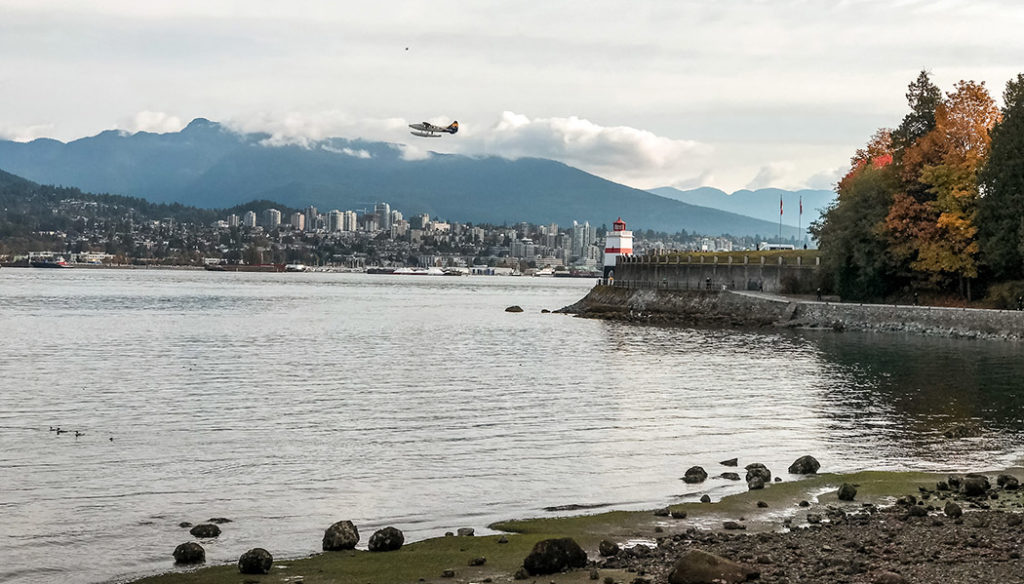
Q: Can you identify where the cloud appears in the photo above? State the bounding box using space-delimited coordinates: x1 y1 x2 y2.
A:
745 162 797 190
805 166 845 191
320 144 371 159
462 111 713 189
117 111 184 134
225 112 409 147
0 122 56 142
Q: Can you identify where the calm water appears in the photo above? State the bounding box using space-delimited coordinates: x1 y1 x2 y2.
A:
1 269 1023 584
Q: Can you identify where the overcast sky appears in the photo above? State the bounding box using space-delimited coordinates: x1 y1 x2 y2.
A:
2 0 1023 192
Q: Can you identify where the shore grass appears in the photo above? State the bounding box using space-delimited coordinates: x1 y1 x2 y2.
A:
131 469 1008 584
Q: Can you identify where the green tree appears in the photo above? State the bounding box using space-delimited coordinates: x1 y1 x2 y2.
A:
978 73 1024 280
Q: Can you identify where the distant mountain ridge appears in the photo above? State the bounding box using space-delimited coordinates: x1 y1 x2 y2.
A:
0 118 803 237
649 186 836 228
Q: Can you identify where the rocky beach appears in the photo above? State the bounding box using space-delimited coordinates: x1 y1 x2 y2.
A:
130 462 1024 584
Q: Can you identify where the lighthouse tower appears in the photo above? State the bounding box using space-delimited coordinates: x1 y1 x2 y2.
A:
603 217 633 281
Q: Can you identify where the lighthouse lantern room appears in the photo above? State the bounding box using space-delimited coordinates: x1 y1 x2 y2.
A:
603 217 633 281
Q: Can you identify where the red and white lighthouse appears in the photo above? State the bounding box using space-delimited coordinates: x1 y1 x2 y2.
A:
603 217 633 280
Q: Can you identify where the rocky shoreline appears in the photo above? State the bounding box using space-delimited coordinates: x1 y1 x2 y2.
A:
130 462 1024 584
559 285 1024 341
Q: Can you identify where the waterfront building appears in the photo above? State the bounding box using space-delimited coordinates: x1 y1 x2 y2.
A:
603 217 633 280
571 220 594 261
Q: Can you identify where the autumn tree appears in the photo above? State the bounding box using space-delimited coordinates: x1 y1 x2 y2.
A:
911 81 999 297
977 74 1024 281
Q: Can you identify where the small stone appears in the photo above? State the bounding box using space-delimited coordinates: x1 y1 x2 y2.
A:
207 517 232 524
700 495 711 503
457 527 475 537
670 510 687 519
806 514 822 524
757 501 768 508
873 571 907 584
798 500 810 507
505 305 524 313
654 526 664 533
723 521 746 530
497 535 509 544
178 522 192 528
720 458 738 466
441 569 456 577
590 569 600 580
237 548 273 575
654 507 670 517
469 556 486 566
720 472 741 481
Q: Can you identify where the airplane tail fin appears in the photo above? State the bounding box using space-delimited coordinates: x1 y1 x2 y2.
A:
447 121 459 134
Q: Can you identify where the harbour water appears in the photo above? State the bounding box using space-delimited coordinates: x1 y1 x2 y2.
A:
1 269 1023 584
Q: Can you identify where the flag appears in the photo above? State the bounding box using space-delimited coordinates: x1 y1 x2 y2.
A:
780 196 783 216
799 196 803 216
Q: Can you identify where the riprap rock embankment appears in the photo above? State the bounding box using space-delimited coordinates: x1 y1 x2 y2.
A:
561 286 1024 341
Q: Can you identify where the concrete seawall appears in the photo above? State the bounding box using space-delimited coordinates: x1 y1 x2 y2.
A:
562 286 1024 341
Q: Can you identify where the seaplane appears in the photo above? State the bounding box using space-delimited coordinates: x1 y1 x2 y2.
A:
409 120 458 138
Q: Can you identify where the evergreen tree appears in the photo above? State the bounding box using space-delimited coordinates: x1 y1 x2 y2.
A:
978 74 1024 280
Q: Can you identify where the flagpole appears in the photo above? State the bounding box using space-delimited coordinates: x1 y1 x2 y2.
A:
778 196 783 242
798 196 802 248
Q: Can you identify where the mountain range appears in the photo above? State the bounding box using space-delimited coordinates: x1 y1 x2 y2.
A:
648 187 835 228
0 119 809 238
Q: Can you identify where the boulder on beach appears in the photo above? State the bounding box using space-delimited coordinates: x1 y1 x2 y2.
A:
962 474 990 497
172 542 205 564
997 474 1020 490
944 501 963 519
522 537 588 575
683 466 708 484
505 305 524 313
599 539 620 557
720 458 738 467
323 520 360 551
787 455 821 475
368 526 405 552
457 527 475 536
744 463 771 484
747 476 765 490
668 549 758 584
838 483 857 501
188 523 221 538
721 472 741 481
237 548 273 574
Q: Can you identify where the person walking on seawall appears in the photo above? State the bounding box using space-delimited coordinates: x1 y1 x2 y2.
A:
1017 296 1023 311
816 288 822 301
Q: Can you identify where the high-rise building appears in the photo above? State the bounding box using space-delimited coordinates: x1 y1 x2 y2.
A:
227 214 240 227
571 220 593 260
263 208 281 228
290 212 305 231
242 211 258 228
375 202 391 230
304 206 319 232
328 210 344 231
342 210 358 232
